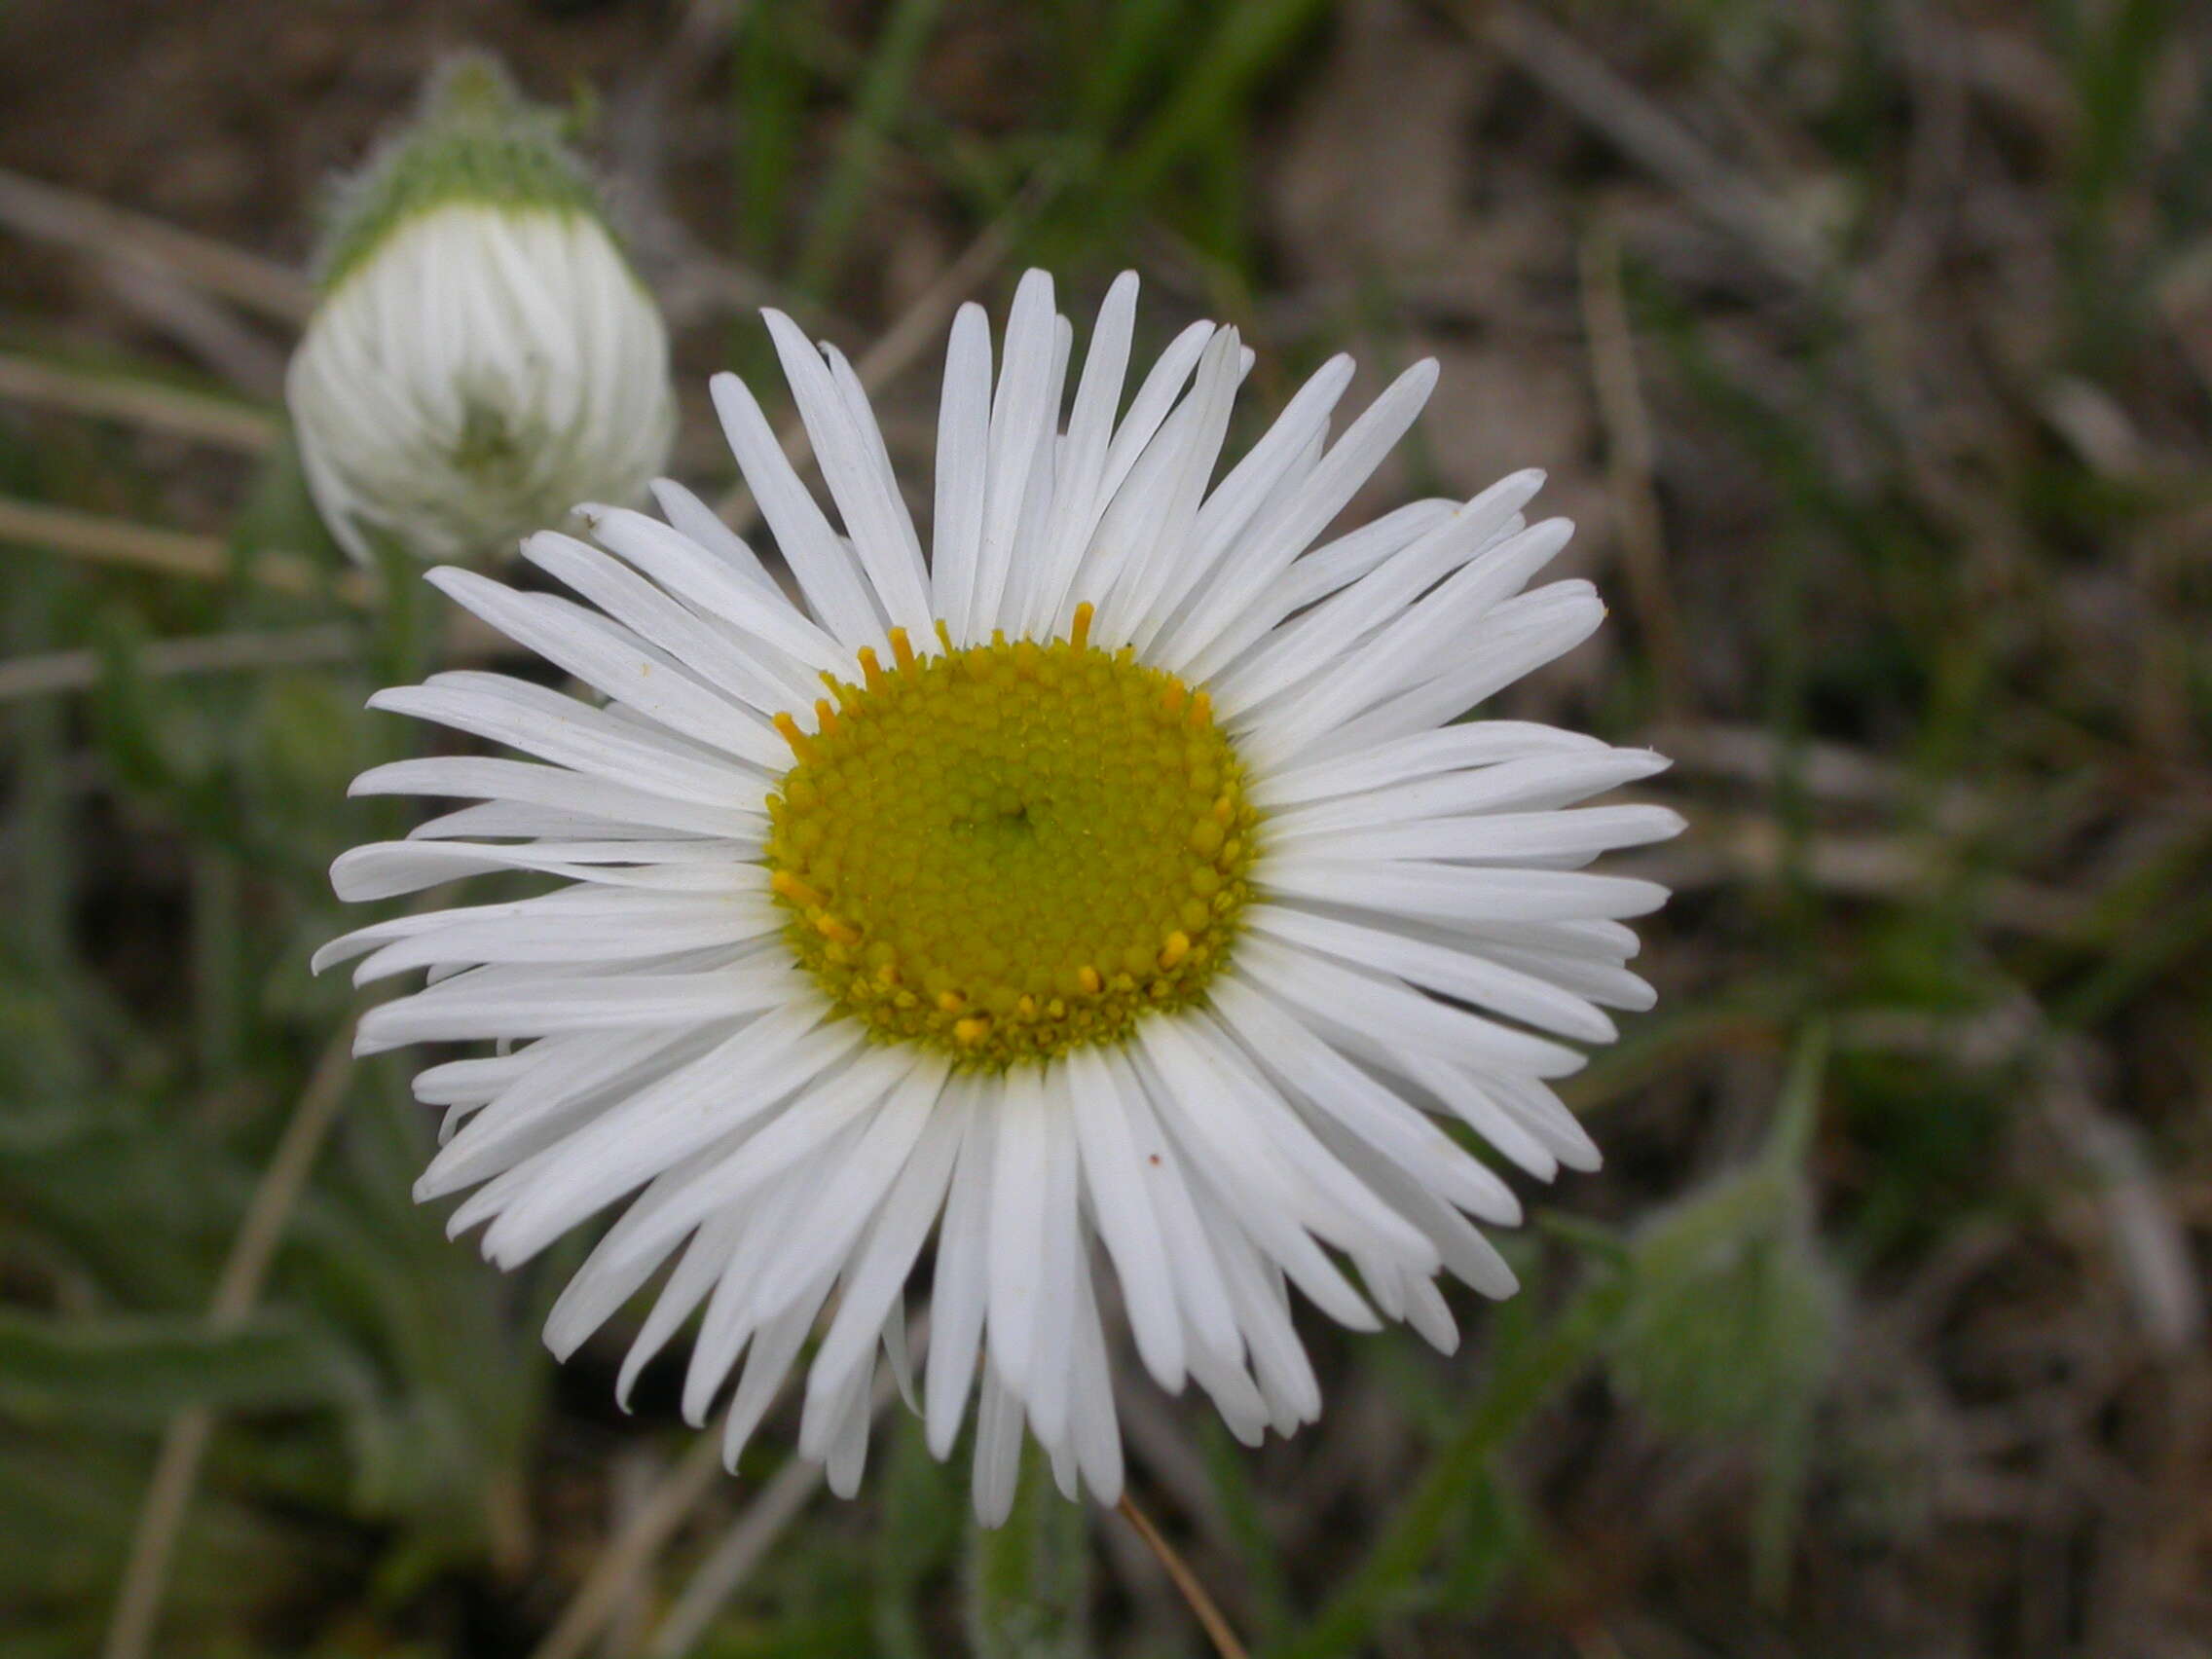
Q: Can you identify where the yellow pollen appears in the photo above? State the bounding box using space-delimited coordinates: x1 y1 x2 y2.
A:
764 621 1263 1068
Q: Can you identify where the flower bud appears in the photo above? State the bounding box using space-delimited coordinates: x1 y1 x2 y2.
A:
1609 1164 1842 1436
286 57 676 566
1609 1030 1843 1437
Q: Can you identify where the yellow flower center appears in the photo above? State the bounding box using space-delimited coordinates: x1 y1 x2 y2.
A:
764 606 1260 1069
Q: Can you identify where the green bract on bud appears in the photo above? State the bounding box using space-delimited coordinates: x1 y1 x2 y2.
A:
1609 1164 1843 1436
286 56 676 566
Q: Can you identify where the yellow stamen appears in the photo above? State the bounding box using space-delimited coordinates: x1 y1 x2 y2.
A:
770 870 822 907
772 712 818 762
1070 602 1094 649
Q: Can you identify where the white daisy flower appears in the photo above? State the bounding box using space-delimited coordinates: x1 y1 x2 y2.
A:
287 57 676 568
320 270 1681 1522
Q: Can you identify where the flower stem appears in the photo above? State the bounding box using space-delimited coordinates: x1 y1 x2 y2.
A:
965 1451 1090 1659
1265 1272 1630 1659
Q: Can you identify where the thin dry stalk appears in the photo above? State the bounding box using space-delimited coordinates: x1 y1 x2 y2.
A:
0 351 278 452
642 1445 829 1657
526 1432 728 1659
96 261 289 398
0 622 362 701
0 497 373 606
0 166 313 325
102 1026 357 1659
1117 1493 1249 1659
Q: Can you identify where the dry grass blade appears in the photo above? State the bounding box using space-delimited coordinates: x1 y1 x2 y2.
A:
0 497 372 607
539 1358 909 1659
101 1025 357 1659
1577 215 1688 719
0 351 278 452
641 1443 829 1657
0 166 313 325
1478 3 1823 284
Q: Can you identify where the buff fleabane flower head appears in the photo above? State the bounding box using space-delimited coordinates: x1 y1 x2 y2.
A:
286 55 676 568
318 271 1682 1523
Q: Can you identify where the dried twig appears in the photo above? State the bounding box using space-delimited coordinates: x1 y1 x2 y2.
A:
1117 1493 1250 1659
102 1026 357 1659
0 166 312 325
0 497 372 606
0 352 278 452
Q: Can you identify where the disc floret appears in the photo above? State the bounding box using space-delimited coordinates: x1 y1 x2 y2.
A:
764 607 1261 1068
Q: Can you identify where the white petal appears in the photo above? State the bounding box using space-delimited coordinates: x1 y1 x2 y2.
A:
1063 1047 1186 1389
366 672 756 810
801 1078 972 1396
1152 357 1439 670
348 754 763 840
586 504 843 680
711 368 886 650
760 312 935 638
984 1063 1051 1395
1247 903 1617 1044
424 568 789 770
970 270 1057 642
926 1082 994 1456
1019 271 1138 637
647 478 785 595
930 303 993 642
